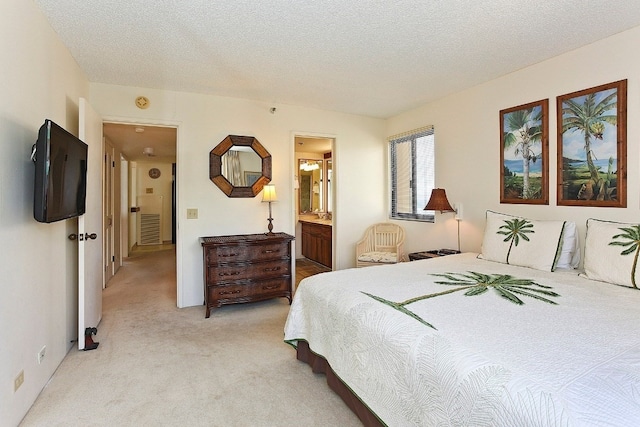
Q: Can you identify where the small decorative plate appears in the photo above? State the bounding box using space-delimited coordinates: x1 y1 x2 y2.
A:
135 96 150 109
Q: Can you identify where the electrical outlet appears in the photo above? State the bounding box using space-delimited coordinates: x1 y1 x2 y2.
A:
186 208 198 219
37 345 46 364
14 370 24 392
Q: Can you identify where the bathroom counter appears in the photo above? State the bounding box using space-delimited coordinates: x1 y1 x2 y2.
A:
298 216 332 226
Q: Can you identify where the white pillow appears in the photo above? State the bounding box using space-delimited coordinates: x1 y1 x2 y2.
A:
581 218 640 289
555 221 581 269
480 211 565 272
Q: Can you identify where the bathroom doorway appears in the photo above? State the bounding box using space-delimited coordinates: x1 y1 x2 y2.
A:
294 135 335 269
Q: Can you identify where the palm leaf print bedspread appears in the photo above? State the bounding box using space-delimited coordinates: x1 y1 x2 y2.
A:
284 253 640 426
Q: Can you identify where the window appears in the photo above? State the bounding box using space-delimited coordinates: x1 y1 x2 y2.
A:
390 126 435 222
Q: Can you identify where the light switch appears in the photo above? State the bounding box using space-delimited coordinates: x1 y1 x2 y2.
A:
186 208 198 219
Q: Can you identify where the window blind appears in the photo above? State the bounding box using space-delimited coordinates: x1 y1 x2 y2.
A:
389 126 435 221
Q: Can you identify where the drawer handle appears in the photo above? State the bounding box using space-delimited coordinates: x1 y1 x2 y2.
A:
218 253 239 257
219 289 241 295
263 249 279 254
218 272 241 276
262 284 279 290
263 267 281 272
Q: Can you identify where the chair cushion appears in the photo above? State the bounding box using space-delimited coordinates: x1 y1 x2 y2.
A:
358 251 398 264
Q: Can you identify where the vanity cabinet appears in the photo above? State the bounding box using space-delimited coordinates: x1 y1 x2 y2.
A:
200 232 294 318
301 221 332 268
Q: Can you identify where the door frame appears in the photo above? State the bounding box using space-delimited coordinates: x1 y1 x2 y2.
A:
291 131 337 273
103 139 116 285
102 116 182 306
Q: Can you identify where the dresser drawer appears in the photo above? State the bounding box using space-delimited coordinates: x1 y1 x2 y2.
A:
254 278 290 294
209 283 252 301
207 259 290 282
206 242 289 265
208 278 291 304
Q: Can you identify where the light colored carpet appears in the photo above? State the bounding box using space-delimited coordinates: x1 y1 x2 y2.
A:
20 248 360 426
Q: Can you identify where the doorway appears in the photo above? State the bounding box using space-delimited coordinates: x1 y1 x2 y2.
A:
102 123 178 295
294 134 335 270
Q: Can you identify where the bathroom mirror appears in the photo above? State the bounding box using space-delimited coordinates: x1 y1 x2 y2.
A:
210 135 272 197
298 159 324 213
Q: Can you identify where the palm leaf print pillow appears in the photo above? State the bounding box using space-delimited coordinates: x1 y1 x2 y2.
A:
582 218 640 289
480 211 565 271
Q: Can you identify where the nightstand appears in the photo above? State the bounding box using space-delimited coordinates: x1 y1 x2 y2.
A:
408 249 460 261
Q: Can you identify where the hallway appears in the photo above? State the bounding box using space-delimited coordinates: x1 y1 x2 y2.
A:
127 242 176 257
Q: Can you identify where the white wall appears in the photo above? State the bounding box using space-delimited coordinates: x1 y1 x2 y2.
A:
0 0 89 424
120 158 130 257
89 84 387 307
128 161 138 252
388 25 640 257
136 161 174 242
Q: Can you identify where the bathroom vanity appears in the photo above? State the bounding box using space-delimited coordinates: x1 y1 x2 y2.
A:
299 216 332 268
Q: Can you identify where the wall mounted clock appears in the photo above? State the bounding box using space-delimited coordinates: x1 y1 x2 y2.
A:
149 168 161 179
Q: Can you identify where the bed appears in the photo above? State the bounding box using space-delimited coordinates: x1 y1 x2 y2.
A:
284 214 640 426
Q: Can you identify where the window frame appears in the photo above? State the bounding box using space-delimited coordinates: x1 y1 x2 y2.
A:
389 126 435 222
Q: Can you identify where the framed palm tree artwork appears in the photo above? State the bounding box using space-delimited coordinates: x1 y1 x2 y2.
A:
557 79 627 207
500 99 549 204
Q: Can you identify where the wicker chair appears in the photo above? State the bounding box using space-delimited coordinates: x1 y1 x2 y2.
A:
356 223 406 267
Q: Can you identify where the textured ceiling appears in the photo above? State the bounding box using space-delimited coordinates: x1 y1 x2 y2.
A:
35 0 640 119
103 123 177 162
295 136 332 155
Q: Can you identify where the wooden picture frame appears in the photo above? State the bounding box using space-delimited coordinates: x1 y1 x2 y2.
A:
557 80 627 207
244 171 261 187
500 99 549 204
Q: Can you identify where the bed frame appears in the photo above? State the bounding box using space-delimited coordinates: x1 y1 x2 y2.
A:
296 340 384 427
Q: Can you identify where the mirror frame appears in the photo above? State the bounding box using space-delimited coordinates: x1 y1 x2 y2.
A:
210 135 272 197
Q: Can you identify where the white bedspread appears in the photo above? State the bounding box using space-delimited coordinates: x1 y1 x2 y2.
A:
284 253 640 426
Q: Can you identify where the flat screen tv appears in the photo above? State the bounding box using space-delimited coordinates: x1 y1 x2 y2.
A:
32 119 88 223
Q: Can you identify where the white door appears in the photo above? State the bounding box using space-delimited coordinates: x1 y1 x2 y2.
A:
78 98 104 350
104 142 114 284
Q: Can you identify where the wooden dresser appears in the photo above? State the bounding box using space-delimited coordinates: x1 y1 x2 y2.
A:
200 232 294 318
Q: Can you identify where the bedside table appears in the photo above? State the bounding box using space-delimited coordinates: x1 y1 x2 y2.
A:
408 249 460 261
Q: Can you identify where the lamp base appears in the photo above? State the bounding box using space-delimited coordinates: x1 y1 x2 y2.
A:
266 217 275 235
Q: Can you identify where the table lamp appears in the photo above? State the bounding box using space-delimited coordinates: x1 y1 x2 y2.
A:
262 184 277 235
424 188 462 252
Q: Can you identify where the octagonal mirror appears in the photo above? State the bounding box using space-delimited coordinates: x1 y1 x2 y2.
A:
210 135 272 197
